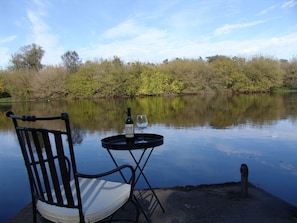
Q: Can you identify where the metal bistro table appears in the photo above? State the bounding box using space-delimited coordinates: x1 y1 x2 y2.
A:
101 133 165 221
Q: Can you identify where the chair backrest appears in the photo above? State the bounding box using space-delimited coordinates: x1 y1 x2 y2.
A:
6 111 84 219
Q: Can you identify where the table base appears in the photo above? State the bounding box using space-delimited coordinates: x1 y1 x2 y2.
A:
107 148 165 222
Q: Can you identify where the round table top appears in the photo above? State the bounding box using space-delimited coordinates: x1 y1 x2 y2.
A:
101 133 163 150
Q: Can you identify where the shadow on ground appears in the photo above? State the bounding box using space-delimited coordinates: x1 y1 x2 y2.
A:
9 182 297 223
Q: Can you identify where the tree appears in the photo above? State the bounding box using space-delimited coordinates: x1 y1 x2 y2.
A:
98 58 126 97
65 62 100 98
244 57 284 92
9 43 44 71
159 59 211 93
138 67 184 95
31 66 68 99
283 58 297 89
209 55 238 90
61 51 82 73
0 75 5 96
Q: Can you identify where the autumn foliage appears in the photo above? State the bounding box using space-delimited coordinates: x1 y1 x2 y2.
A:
1 47 296 100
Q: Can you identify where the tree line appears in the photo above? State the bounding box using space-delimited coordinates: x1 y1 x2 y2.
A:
0 43 296 101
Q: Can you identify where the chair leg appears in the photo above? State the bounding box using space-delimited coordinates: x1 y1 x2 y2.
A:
131 199 140 223
32 201 37 223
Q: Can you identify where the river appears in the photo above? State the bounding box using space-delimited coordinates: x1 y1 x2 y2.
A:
1 93 297 222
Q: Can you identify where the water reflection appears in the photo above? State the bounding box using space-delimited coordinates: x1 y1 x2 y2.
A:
1 94 297 222
1 94 296 132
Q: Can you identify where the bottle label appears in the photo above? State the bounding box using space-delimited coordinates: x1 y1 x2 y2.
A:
125 124 134 138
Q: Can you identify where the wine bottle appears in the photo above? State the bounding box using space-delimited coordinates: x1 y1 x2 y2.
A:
125 107 134 142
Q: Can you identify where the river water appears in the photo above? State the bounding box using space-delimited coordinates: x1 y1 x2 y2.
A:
1 94 297 222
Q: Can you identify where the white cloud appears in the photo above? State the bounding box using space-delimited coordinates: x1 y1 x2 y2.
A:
26 1 63 65
82 29 172 62
214 20 266 36
257 5 277 16
102 19 143 40
182 32 297 59
81 30 297 63
0 47 10 69
0 36 17 68
82 19 173 62
31 0 51 9
281 0 297 8
1 0 296 68
27 10 50 34
257 1 296 16
0 35 17 44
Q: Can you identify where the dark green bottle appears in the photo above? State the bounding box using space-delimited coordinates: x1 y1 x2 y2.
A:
125 107 134 142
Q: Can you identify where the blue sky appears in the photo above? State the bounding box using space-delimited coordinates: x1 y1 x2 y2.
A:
0 0 296 68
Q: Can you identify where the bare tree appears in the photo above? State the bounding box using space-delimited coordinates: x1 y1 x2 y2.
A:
61 51 82 74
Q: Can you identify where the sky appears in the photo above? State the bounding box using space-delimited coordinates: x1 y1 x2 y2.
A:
0 0 297 69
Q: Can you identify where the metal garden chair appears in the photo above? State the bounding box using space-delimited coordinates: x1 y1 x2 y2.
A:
6 111 139 223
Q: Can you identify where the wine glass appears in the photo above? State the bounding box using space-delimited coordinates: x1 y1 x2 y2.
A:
136 114 148 142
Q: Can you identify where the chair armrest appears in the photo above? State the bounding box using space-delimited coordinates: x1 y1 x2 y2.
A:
76 164 135 187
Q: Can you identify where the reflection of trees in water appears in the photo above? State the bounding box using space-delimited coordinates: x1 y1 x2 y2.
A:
282 93 297 117
207 94 284 128
1 93 297 133
71 124 84 145
15 125 84 158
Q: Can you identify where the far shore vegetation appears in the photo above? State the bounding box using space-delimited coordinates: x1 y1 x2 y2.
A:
0 43 297 101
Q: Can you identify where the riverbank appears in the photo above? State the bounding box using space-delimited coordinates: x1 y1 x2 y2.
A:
9 182 297 223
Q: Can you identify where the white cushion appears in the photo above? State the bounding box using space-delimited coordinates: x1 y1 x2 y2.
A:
37 178 132 223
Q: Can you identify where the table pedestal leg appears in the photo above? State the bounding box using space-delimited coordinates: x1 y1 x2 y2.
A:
107 148 165 222
129 149 165 213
